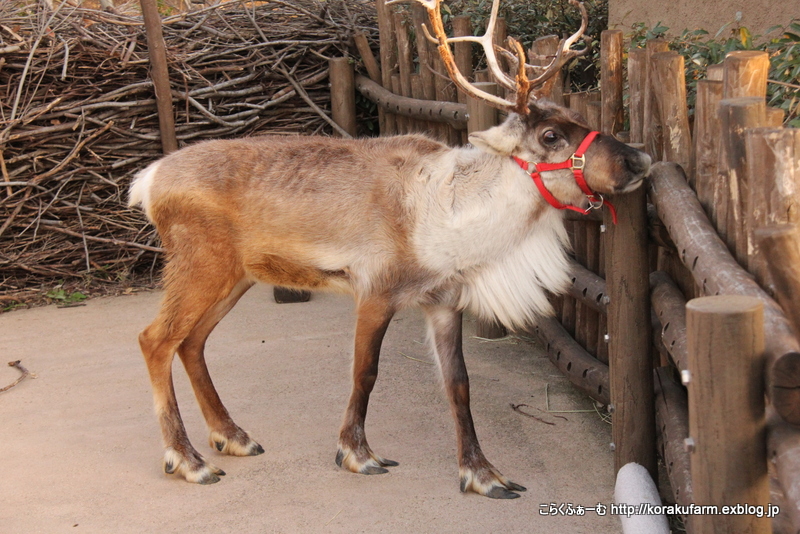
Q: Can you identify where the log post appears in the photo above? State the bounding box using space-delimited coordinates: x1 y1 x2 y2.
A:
353 32 383 133
531 35 563 106
643 39 669 160
723 51 770 99
651 51 692 176
758 224 800 340
139 0 177 154
627 48 647 144
432 51 462 146
767 408 800 531
746 128 800 290
718 97 766 267
467 82 506 338
605 182 656 477
452 15 473 106
600 30 623 136
375 0 397 135
329 58 357 138
693 79 723 219
686 295 769 534
393 12 415 132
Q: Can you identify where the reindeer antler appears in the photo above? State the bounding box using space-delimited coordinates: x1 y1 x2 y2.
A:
393 0 589 115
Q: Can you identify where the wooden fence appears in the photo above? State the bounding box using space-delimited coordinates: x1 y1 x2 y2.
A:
334 4 800 532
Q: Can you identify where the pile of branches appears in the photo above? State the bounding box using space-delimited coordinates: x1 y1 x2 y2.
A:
0 0 378 303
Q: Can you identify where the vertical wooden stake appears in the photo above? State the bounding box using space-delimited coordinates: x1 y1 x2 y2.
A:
723 51 770 99
643 39 669 160
605 184 656 478
531 35 563 105
375 0 397 135
686 295 769 534
746 128 800 289
718 97 766 265
600 30 623 136
693 79 723 218
139 0 177 154
651 51 692 176
758 224 800 340
627 48 647 144
452 15 473 107
329 58 357 138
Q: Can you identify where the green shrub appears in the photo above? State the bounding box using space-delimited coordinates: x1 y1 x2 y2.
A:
629 20 800 127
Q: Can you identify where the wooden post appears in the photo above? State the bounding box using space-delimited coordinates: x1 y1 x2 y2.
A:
686 295 769 534
375 0 397 135
758 224 800 340
605 183 655 477
353 32 383 133
394 12 414 132
329 58 357 138
600 30 623 136
466 82 506 338
531 35 563 106
746 128 800 290
432 51 462 146
651 51 692 176
723 51 770 99
628 48 647 144
452 15 473 107
139 0 177 154
718 97 766 265
767 409 800 531
643 39 669 160
693 79 723 218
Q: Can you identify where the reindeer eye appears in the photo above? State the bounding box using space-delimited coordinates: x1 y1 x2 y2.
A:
542 130 559 145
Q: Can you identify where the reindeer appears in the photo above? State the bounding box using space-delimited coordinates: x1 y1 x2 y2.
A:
128 0 651 499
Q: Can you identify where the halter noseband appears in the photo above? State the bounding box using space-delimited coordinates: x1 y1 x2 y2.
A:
512 131 617 224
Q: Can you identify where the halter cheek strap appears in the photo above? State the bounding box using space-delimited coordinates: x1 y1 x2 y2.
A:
513 131 618 224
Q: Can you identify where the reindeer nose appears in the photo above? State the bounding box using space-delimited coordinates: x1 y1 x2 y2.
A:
625 151 651 176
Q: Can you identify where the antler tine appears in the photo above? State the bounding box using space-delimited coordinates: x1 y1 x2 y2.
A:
525 0 589 93
403 0 518 110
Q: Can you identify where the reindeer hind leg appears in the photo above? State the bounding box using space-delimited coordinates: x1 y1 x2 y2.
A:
139 243 244 484
176 277 265 458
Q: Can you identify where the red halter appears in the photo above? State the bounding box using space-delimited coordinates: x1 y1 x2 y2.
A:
512 131 617 224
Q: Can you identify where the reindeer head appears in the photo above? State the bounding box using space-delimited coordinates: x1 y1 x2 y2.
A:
469 103 651 212
407 0 651 216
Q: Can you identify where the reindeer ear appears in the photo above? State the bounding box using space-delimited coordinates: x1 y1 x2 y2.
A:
468 114 525 156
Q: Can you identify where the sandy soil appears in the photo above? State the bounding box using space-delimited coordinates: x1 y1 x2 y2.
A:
0 286 620 533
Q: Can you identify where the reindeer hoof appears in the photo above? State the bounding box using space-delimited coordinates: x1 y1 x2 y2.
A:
336 445 398 475
460 465 526 499
164 447 226 484
209 430 264 456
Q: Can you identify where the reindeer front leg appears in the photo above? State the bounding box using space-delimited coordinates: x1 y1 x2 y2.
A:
424 306 527 499
336 295 399 474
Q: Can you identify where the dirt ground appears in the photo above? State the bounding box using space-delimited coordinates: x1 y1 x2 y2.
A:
0 286 621 533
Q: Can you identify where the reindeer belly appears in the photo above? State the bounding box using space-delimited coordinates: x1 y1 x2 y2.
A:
245 253 350 291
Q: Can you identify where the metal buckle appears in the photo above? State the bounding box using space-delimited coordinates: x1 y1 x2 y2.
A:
585 194 605 212
570 154 586 170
